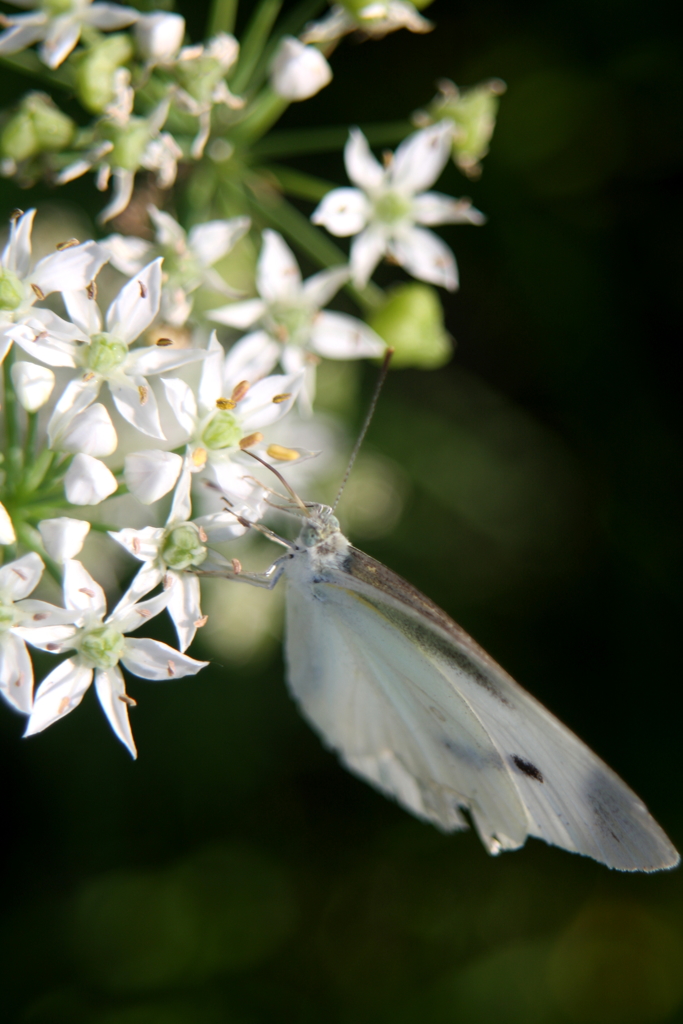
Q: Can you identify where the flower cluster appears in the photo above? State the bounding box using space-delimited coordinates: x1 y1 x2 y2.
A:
0 0 504 756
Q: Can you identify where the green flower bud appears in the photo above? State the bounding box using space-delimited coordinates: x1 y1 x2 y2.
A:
76 34 134 113
429 79 506 179
101 118 152 171
161 524 208 570
0 269 25 311
80 625 125 669
0 93 74 162
367 283 452 369
341 0 432 12
87 333 128 375
202 409 243 450
173 56 224 107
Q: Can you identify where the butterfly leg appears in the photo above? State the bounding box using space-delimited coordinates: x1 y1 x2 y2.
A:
196 554 289 590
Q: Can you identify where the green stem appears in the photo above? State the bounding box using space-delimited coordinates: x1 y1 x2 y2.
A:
252 120 413 159
207 0 238 36
21 447 53 497
234 87 287 143
15 521 62 585
3 348 22 491
244 178 383 311
0 52 72 91
231 0 283 94
266 163 335 202
25 411 39 464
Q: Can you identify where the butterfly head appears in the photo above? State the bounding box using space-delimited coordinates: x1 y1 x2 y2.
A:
298 505 341 548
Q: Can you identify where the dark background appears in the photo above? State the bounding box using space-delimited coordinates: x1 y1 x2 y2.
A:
1 1 683 1021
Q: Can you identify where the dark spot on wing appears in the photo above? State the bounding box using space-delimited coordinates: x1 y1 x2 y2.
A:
511 755 544 782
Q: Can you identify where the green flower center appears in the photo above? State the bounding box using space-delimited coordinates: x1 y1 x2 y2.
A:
87 333 128 375
201 409 242 450
0 270 25 312
266 302 312 347
0 603 17 631
161 524 208 570
44 0 75 15
80 625 125 669
373 192 411 225
102 119 151 171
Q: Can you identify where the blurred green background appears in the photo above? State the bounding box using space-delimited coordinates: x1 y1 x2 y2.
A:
2 0 683 1021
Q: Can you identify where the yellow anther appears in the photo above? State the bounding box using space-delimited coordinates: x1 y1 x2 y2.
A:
215 397 235 410
192 447 208 467
156 337 173 347
56 238 80 250
86 280 97 300
138 385 148 405
239 432 263 450
231 380 250 403
31 283 45 300
266 444 300 462
271 393 291 404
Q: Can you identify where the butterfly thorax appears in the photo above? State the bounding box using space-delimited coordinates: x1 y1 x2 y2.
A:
291 505 350 580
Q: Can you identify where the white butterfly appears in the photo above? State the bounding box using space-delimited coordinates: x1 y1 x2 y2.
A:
206 498 679 873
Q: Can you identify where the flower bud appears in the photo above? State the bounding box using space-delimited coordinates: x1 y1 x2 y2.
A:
11 361 55 411
0 93 74 162
424 78 506 179
270 37 332 101
341 0 433 12
76 34 134 113
367 283 452 368
136 12 185 63
202 409 243 450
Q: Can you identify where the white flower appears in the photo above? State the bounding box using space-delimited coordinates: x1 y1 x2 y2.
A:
302 1 432 44
0 208 109 366
270 36 332 101
10 360 54 410
171 33 244 159
0 0 139 70
43 258 205 443
102 206 250 327
208 230 385 412
135 11 185 65
311 122 485 289
0 552 76 713
0 502 16 544
38 517 90 563
110 466 249 651
123 332 300 506
23 559 208 757
64 453 118 505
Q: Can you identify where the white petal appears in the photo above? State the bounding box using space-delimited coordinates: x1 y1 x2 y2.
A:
108 526 164 563
39 18 81 69
388 225 458 291
47 376 100 449
311 188 370 237
301 265 349 309
109 560 163 606
31 241 110 297
349 227 386 287
310 311 386 359
300 6 352 44
257 230 302 303
64 453 118 505
0 501 15 545
135 11 185 62
55 402 118 457
206 297 266 329
389 120 453 195
0 633 33 714
84 3 139 30
270 36 332 101
168 462 193 524
238 371 303 430
412 192 487 226
38 518 90 563
24 658 93 736
106 258 162 344
124 449 183 504
110 376 165 439
222 331 280 385
0 23 47 59
99 234 152 277
98 168 135 224
108 588 168 634
63 559 107 618
344 127 385 191
4 207 35 277
0 552 43 600
120 637 208 680
194 509 254 542
166 570 202 652
147 206 185 249
188 216 250 268
94 665 136 757
127 345 206 379
10 361 54 412
12 622 77 653
160 376 198 436
198 332 226 413
7 322 78 369
62 288 103 335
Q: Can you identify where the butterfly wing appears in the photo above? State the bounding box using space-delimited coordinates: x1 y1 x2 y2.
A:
284 546 679 871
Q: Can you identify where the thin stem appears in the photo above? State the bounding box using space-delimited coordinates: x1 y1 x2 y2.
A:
231 0 283 94
15 521 62 585
25 411 39 465
234 87 287 143
252 120 413 159
266 163 334 202
207 0 238 36
0 52 72 91
3 348 22 491
245 179 383 311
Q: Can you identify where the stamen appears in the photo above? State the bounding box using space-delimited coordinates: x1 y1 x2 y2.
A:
167 660 176 677
132 537 141 555
79 587 95 597
82 372 96 382
58 697 70 714
194 614 209 628
138 385 149 405
31 283 45 300
138 280 147 299
271 393 291 404
86 280 97 300
216 397 235 410
156 337 173 347
46 643 61 652
198 526 208 542
163 574 173 590
56 238 80 250
231 559 242 574
12 568 27 580
32 612 49 621
239 432 263 449
192 447 207 467
231 380 250 403
136 608 152 618
118 693 137 706
9 208 23 222
266 444 300 462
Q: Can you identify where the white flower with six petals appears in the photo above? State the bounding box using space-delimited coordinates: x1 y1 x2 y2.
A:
0 0 138 70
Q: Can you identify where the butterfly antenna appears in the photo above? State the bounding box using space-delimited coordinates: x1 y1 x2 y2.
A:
332 347 394 512
243 449 311 517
